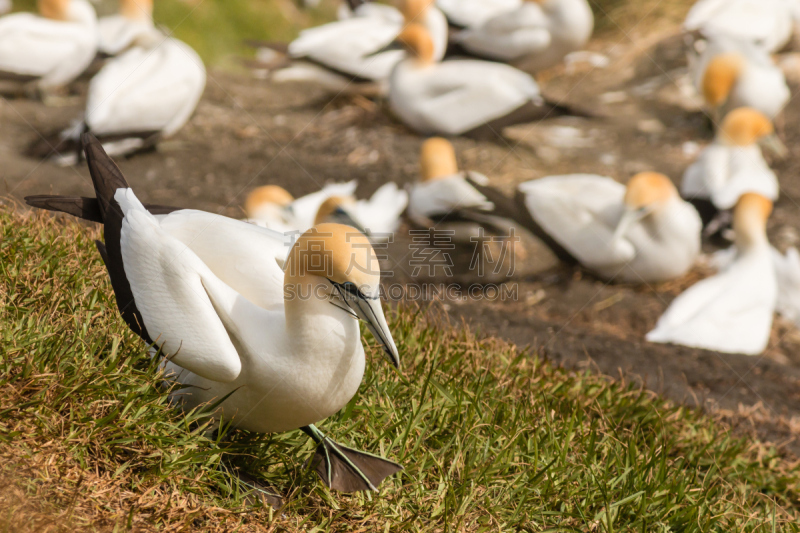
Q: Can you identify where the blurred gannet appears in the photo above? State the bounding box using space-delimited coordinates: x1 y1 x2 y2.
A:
271 0 447 94
515 172 702 282
26 29 206 164
647 193 776 355
681 108 783 228
435 0 521 29
388 24 579 137
0 0 97 95
693 34 789 121
450 0 594 71
406 137 498 240
97 0 154 56
25 135 403 493
246 181 357 233
684 0 794 53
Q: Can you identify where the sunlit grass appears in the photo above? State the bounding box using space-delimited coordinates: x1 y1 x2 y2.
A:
2 206 800 531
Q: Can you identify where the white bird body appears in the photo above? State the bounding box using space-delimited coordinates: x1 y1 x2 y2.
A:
389 58 541 135
97 14 153 56
684 0 794 53
453 0 594 70
519 174 702 282
350 182 409 238
681 144 777 209
407 172 492 226
86 34 206 139
772 246 800 328
0 0 97 90
275 3 447 88
287 181 359 231
692 35 789 119
436 0 521 28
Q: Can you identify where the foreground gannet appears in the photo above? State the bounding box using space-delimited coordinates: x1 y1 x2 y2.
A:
0 0 97 95
693 34 789 121
97 0 154 56
388 24 577 137
515 172 702 283
647 193 776 355
26 135 403 493
450 0 594 71
271 0 447 93
684 0 794 53
681 108 783 228
435 0 521 29
27 28 206 164
407 137 495 238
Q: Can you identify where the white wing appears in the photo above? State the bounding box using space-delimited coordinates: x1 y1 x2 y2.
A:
646 251 776 355
157 210 289 311
97 15 153 55
351 182 409 238
395 60 540 135
436 0 522 28
0 14 90 79
712 146 778 209
454 4 552 61
407 173 493 224
87 38 206 136
519 175 635 268
116 189 243 383
288 181 359 231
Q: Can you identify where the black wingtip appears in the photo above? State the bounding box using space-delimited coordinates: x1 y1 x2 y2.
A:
24 195 104 222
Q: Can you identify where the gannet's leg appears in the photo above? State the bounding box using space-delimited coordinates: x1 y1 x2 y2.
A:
301 425 403 493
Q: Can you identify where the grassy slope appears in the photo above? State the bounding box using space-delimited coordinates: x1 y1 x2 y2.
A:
2 207 800 531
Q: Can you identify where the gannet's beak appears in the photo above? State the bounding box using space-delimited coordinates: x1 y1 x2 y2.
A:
760 134 788 159
612 206 646 242
354 293 400 369
333 282 400 369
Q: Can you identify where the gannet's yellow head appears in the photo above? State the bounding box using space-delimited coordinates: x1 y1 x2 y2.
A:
402 0 433 23
733 193 772 248
398 24 436 65
120 0 153 20
623 172 678 211
420 137 458 182
702 52 744 109
38 0 69 20
719 108 773 146
244 185 294 218
285 223 399 367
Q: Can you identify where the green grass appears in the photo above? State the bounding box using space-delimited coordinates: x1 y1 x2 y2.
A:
2 205 800 531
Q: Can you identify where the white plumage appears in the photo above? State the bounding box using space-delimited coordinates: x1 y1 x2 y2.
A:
97 14 153 56
435 0 521 28
407 172 493 226
452 0 594 71
518 173 702 283
684 0 795 53
349 182 409 238
0 0 97 91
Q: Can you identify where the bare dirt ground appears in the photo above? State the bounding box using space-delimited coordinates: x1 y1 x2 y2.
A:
5 27 800 453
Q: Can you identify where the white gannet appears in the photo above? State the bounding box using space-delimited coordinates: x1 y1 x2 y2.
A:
406 137 497 240
271 0 447 94
0 0 97 95
25 135 403 493
246 181 358 233
692 34 789 121
436 0 521 29
27 28 206 164
342 182 409 240
681 108 783 228
450 0 594 72
647 193 776 355
388 24 577 137
516 172 702 283
684 0 794 53
96 0 154 57
772 245 800 329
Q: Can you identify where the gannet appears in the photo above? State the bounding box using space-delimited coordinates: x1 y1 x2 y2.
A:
26 28 206 164
388 24 579 137
693 34 789 121
0 0 97 95
684 0 795 53
647 193 777 355
435 0 521 29
26 134 403 493
681 108 783 228
97 0 154 56
515 172 702 283
271 0 447 94
450 0 594 71
246 181 358 233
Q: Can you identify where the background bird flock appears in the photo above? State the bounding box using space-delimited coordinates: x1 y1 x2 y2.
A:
5 0 800 530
